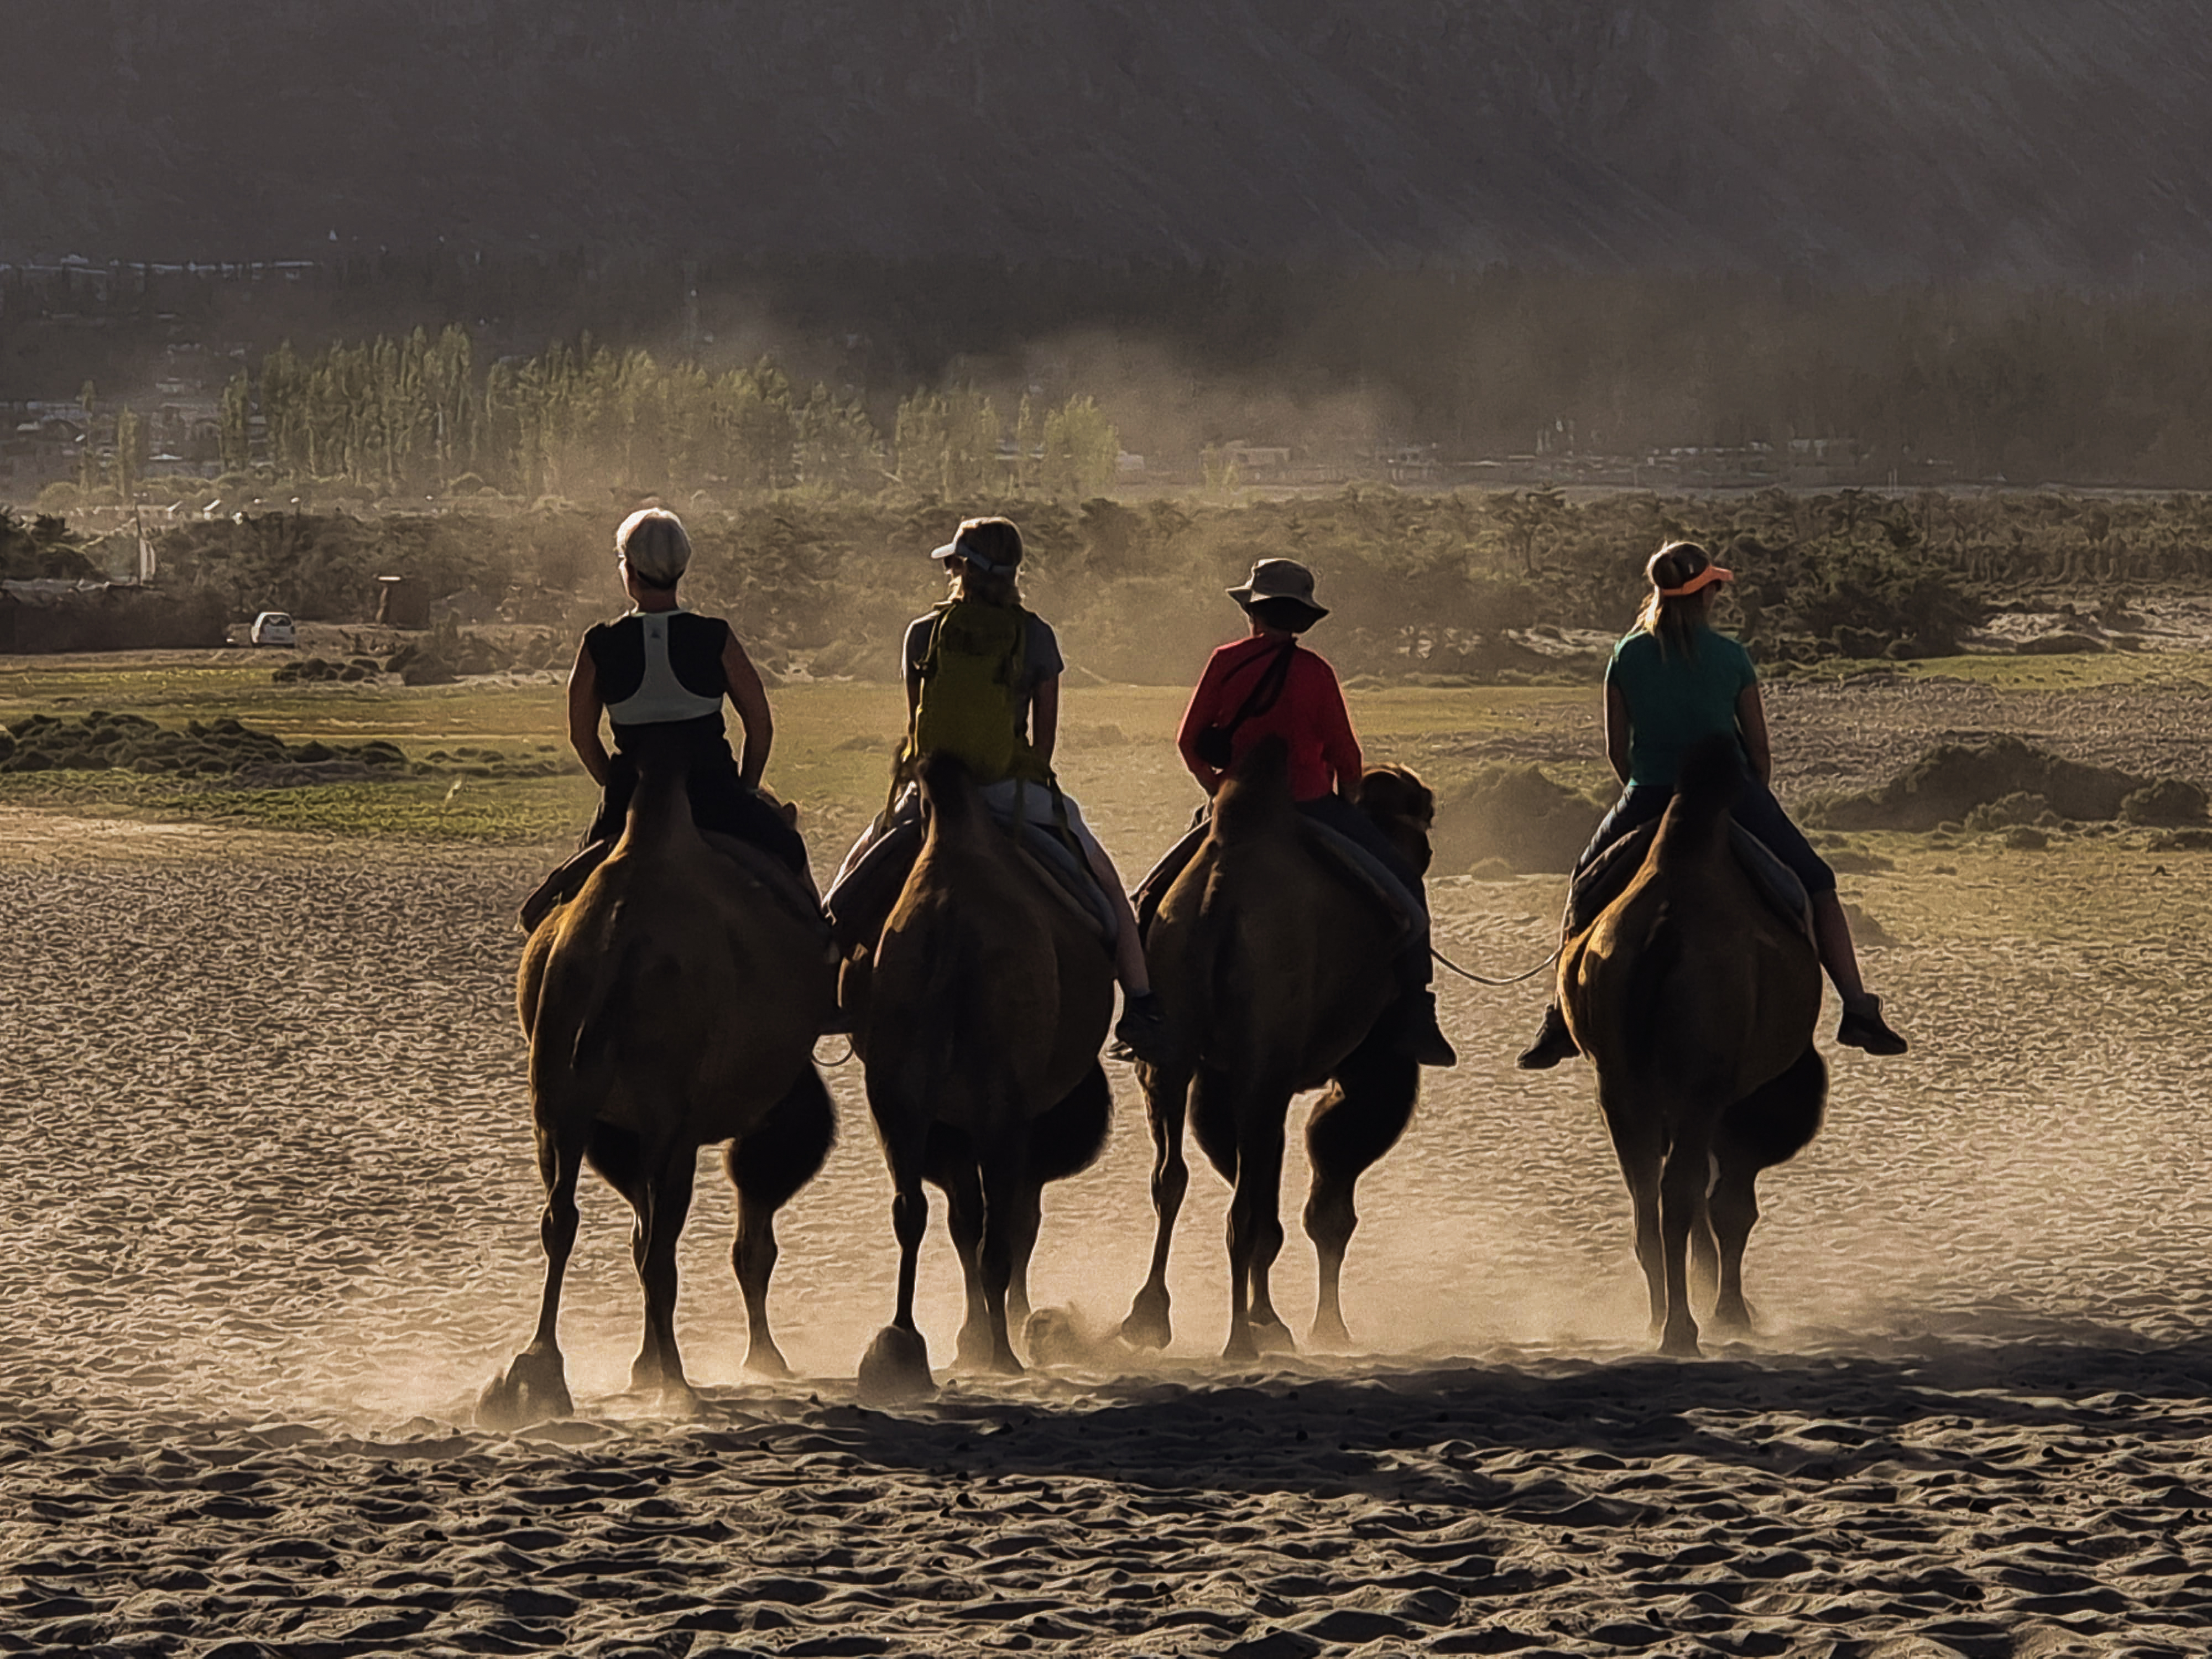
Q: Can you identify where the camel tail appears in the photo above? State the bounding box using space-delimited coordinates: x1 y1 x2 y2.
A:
1209 735 1294 844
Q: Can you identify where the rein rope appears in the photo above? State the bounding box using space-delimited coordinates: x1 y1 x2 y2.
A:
1430 940 1562 988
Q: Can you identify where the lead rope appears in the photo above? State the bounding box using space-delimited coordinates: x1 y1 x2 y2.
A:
1431 940 1562 988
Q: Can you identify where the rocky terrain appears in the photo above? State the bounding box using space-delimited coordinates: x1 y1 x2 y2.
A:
7 0 2212 285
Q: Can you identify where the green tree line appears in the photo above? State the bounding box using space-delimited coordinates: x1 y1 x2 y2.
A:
203 327 1124 504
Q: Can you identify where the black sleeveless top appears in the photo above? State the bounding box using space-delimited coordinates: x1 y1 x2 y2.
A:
583 611 734 757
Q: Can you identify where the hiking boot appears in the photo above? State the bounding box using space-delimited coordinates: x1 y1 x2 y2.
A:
1110 992 1171 1066
1515 1003 1580 1070
1837 993 1908 1056
1394 992 1458 1069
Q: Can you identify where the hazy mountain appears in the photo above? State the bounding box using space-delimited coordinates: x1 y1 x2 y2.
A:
6 1 2210 286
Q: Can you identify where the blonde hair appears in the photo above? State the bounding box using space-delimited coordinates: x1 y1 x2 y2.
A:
945 515 1022 607
616 507 691 588
1636 540 1717 658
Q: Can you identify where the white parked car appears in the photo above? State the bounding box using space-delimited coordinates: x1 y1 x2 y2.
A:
249 611 298 647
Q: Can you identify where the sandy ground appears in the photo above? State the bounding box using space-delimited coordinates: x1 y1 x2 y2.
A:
6 669 2212 1657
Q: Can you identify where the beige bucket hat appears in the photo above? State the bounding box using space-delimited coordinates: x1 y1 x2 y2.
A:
1227 557 1329 627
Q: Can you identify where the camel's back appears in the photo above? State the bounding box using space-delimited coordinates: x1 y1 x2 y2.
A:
1568 848 1819 1097
1155 820 1400 1081
523 843 832 1136
871 834 1112 1128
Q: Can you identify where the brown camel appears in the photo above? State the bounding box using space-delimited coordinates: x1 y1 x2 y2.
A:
479 726 837 1428
1121 738 1434 1361
851 754 1115 1400
1560 737 1828 1358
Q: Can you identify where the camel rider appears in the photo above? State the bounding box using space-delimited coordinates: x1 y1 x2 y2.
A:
521 508 814 928
828 515 1170 1064
1517 540 1908 1070
1168 558 1456 1069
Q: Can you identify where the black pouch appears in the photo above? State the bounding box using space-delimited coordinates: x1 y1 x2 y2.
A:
1193 723 1235 769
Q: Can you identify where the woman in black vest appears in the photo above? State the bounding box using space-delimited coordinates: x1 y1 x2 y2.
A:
568 508 812 886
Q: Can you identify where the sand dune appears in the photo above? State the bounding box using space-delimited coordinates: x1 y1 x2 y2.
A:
3 826 2210 1654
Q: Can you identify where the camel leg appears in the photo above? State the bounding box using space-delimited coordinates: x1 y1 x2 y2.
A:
1708 1045 1827 1337
631 1146 700 1406
1016 1065 1110 1342
1707 1154 1760 1337
726 1068 836 1379
1603 1095 1668 1337
1303 1042 1420 1351
858 1120 935 1402
1121 1065 1191 1350
1656 1123 1711 1358
1224 1099 1291 1363
479 1119 586 1430
977 1142 1035 1375
937 1152 997 1371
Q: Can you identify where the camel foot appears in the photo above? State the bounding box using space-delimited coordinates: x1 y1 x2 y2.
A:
1709 1295 1754 1338
744 1341 793 1380
954 1319 999 1373
654 1378 705 1420
1025 1307 1096 1368
1222 1327 1260 1364
1658 1320 1703 1359
1121 1285 1173 1350
1308 1312 1352 1352
1250 1316 1297 1356
478 1343 571 1431
857 1324 934 1405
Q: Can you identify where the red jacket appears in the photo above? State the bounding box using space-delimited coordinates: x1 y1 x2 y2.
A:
1177 636 1363 802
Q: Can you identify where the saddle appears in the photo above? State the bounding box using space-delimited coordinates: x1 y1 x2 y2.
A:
1565 816 1813 940
824 797 1117 956
519 833 828 940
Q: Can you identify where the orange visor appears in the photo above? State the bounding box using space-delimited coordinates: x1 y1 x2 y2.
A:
1658 564 1735 598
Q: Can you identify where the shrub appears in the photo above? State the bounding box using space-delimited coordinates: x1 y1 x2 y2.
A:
2119 779 2209 826
1805 735 2157 831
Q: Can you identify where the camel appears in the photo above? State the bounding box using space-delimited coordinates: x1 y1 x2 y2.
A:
850 754 1116 1400
1121 738 1434 1361
1560 736 1828 1358
479 725 837 1428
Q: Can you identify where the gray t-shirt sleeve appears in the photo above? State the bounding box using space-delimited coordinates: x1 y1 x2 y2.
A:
903 614 935 677
1024 614 1065 689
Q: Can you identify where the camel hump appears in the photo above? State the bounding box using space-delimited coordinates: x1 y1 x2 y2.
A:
1211 734 1295 843
1674 734 1745 822
916 751 984 835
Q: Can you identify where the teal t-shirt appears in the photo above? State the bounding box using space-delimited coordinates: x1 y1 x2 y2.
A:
1606 626 1757 788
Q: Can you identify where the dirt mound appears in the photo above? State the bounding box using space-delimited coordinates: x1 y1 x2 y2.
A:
1431 764 1608 874
0 712 408 782
1803 735 2205 831
273 656 383 685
